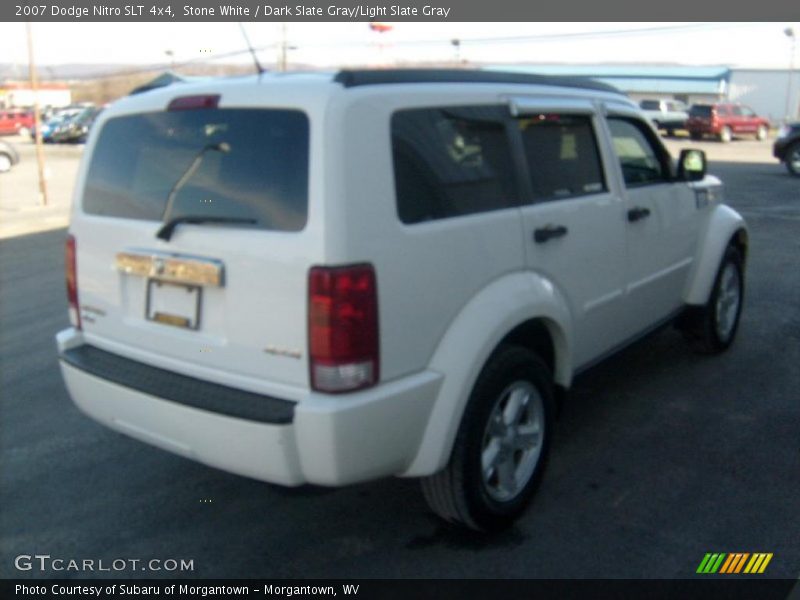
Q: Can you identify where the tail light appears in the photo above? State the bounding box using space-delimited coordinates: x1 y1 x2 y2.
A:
308 264 379 393
65 234 81 330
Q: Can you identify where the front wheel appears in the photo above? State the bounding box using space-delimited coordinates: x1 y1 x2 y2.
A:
683 245 744 354
756 125 768 141
785 142 800 177
719 126 733 143
421 345 554 531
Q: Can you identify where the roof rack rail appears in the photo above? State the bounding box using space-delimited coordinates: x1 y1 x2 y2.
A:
333 69 623 95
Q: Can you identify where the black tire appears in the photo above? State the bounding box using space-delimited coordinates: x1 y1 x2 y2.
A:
682 245 744 354
666 128 675 138
421 345 555 531
785 142 800 177
0 153 11 173
690 131 702 141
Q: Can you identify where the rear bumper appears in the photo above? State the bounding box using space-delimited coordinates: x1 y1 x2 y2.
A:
57 328 442 486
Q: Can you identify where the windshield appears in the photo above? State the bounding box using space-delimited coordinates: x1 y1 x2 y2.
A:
639 100 660 110
83 108 309 232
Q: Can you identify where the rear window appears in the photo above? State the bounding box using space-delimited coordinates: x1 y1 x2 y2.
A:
689 105 713 118
83 109 309 232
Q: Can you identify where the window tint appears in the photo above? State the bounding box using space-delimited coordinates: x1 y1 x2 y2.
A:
731 106 743 116
83 109 309 232
640 100 660 110
517 114 606 201
391 106 517 224
689 105 713 118
740 106 755 117
607 118 670 187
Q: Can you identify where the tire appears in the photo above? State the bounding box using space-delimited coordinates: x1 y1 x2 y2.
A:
17 126 30 138
719 126 732 143
665 128 675 138
756 125 767 141
785 142 800 177
690 131 702 141
682 245 744 354
0 153 11 173
421 345 554 531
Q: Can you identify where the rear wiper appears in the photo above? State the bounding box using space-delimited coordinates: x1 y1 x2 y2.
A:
156 215 257 241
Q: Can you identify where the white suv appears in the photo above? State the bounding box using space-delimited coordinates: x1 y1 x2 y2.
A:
57 69 747 531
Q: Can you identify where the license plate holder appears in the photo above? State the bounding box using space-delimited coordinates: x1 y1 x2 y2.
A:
145 280 201 330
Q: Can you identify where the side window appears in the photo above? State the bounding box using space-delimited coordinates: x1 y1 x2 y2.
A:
717 105 731 117
607 117 671 187
517 114 606 201
391 106 518 224
740 106 755 117
731 106 743 116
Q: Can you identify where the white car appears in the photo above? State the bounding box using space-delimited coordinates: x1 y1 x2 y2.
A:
56 70 747 531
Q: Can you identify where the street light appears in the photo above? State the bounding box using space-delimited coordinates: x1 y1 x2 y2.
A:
784 27 796 123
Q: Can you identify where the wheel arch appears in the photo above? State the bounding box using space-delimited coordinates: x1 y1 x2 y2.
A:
683 204 748 306
401 271 572 478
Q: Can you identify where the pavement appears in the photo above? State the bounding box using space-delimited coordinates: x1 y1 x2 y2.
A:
0 134 82 239
0 132 799 580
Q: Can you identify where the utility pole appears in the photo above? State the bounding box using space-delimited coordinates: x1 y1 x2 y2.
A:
279 23 288 72
784 28 797 122
26 22 48 206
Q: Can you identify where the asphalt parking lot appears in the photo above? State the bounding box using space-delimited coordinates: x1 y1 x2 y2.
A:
0 134 798 580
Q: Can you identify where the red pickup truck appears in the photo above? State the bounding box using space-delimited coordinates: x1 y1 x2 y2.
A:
687 103 770 143
0 109 34 136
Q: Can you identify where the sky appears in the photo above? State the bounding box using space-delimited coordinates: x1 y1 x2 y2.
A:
0 22 798 75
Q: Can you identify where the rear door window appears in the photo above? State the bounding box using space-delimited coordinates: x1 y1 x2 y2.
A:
83 109 309 232
517 114 606 201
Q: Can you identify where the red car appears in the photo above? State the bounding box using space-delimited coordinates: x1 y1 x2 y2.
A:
687 103 770 143
0 109 34 136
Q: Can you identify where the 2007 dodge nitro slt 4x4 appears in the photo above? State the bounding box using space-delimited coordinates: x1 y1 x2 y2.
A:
57 70 747 531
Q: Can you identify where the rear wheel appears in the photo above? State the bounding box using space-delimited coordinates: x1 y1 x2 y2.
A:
756 125 768 141
682 245 744 354
690 131 702 141
421 345 554 531
785 142 800 177
719 126 733 143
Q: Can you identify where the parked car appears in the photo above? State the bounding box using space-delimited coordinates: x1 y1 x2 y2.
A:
56 69 748 531
0 139 20 173
51 107 102 144
31 111 77 143
0 109 34 136
773 122 800 177
639 98 689 136
687 102 770 142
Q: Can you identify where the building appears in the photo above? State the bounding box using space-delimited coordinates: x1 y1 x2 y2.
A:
729 69 800 123
0 81 72 109
487 64 800 123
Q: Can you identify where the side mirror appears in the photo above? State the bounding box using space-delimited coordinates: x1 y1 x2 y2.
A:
677 148 706 181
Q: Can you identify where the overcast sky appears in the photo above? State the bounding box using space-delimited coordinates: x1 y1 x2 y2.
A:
0 22 797 74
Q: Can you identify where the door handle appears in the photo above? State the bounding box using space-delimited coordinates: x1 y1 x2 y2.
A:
627 207 651 222
533 224 568 244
